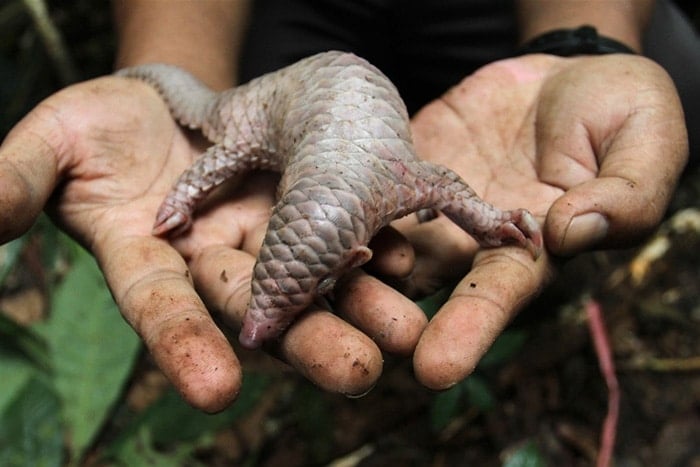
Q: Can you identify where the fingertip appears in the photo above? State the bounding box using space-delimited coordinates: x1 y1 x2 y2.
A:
546 209 610 256
413 249 547 390
150 313 243 413
335 271 427 356
366 226 415 278
180 365 242 414
0 165 42 242
544 177 666 256
412 301 481 390
279 309 383 397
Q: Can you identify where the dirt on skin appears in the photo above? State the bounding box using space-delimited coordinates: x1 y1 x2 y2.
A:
2 168 699 466
157 166 700 467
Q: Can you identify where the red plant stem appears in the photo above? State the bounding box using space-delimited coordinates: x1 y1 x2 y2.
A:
585 298 620 467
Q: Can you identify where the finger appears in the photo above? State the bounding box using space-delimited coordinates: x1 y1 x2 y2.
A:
364 226 415 278
334 269 427 356
392 216 478 297
545 125 687 255
0 110 62 242
188 244 383 396
413 247 551 390
533 74 600 192
96 236 242 413
278 306 383 397
536 58 688 255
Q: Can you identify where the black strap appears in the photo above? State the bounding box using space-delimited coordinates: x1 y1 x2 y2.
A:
518 25 637 56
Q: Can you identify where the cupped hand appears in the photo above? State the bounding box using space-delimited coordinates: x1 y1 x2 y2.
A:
0 76 401 412
386 53 688 389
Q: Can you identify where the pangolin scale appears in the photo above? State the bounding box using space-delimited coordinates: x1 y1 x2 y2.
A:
116 51 543 349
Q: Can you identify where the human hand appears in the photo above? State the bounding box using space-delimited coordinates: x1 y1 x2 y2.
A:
0 76 419 412
384 53 687 389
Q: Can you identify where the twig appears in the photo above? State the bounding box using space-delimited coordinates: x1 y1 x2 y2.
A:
21 0 78 85
620 355 700 372
327 444 374 467
585 298 619 467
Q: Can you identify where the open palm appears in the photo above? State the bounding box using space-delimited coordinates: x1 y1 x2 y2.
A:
1 77 278 411
397 54 687 389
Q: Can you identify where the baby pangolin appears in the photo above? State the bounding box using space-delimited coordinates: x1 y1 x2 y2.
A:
117 51 542 349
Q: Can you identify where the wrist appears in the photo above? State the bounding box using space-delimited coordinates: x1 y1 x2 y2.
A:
517 25 637 56
113 0 249 90
516 0 653 54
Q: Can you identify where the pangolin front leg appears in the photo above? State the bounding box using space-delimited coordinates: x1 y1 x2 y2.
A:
152 142 279 236
117 51 543 350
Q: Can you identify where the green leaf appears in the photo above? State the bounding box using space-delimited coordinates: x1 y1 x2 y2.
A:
0 314 49 414
0 353 37 415
43 247 141 464
157 373 268 444
502 440 546 467
108 372 269 459
0 236 25 286
416 286 453 319
462 374 496 411
430 383 463 432
0 377 63 467
111 428 203 467
293 383 333 462
35 218 83 284
478 329 528 369
0 312 50 370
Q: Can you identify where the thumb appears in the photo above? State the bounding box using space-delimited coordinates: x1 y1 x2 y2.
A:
535 57 688 255
0 105 65 242
545 175 666 255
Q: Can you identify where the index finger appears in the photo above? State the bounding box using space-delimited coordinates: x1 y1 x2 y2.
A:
96 234 242 413
413 247 551 389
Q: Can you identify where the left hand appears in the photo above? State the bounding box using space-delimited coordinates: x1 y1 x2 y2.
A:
359 53 687 389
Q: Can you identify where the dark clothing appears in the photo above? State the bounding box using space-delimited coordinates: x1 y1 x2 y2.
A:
240 0 699 157
240 0 515 114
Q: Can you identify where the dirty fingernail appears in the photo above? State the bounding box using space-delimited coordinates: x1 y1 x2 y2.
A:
559 212 609 255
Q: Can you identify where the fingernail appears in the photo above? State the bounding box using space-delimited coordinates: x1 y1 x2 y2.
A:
560 212 609 255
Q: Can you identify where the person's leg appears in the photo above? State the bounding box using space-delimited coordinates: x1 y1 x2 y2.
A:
644 0 700 163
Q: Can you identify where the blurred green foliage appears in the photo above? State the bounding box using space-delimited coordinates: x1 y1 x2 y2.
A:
0 223 269 465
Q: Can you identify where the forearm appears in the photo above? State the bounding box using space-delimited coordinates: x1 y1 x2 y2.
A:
113 0 250 89
517 0 655 52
